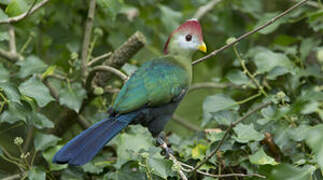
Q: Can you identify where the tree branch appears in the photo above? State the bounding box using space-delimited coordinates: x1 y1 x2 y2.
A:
0 0 50 24
88 52 112 66
192 101 273 171
192 0 310 65
81 0 96 82
193 0 224 20
159 140 188 180
93 31 146 87
90 65 128 81
8 25 17 54
188 82 243 93
180 162 266 178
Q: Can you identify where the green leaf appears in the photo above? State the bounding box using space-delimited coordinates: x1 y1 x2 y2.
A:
300 37 321 62
0 82 21 103
30 112 54 129
115 125 154 168
42 145 67 171
192 144 208 160
97 0 124 21
202 94 238 126
5 0 28 17
148 157 172 179
0 8 8 22
270 164 316 180
18 76 54 107
253 48 295 79
305 124 323 169
34 132 60 151
0 102 28 123
0 64 10 83
249 148 278 165
233 123 264 143
17 56 48 78
28 167 46 180
58 82 86 112
226 69 249 85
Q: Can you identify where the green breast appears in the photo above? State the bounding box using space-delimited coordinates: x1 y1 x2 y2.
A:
112 56 191 114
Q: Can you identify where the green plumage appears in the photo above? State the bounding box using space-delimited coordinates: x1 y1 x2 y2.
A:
112 55 192 114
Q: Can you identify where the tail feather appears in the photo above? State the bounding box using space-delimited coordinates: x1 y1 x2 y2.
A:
53 112 138 166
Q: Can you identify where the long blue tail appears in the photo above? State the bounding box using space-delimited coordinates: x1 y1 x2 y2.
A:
52 112 138 166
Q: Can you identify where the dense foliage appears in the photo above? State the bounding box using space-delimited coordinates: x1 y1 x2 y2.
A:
0 0 322 179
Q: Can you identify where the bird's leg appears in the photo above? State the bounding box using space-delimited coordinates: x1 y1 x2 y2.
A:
156 132 173 158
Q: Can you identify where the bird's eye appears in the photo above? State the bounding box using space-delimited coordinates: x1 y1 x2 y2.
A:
185 34 192 41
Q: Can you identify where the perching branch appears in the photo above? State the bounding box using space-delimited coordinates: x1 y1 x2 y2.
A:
188 82 244 93
81 0 96 82
192 101 273 171
192 0 310 65
88 52 112 66
93 31 146 87
193 0 224 20
90 65 128 81
180 162 266 179
159 139 188 180
0 0 50 24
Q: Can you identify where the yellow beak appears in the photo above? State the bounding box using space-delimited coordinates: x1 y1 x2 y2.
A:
198 42 207 53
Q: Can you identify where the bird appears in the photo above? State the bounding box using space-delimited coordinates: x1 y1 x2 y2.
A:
53 19 207 166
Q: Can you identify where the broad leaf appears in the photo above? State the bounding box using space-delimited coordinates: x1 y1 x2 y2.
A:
0 82 21 103
202 94 238 126
249 148 278 165
0 64 10 83
58 82 86 112
233 123 264 143
18 76 54 107
5 0 28 17
42 145 67 171
17 56 48 78
28 167 46 180
34 132 60 151
305 124 323 169
270 164 315 180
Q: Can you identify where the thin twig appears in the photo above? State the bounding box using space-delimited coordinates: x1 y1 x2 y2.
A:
159 140 188 180
193 0 224 20
88 52 112 66
233 46 267 96
81 0 96 82
290 0 321 8
0 49 22 62
0 0 50 24
189 82 242 93
192 0 310 65
22 127 34 152
91 65 128 81
8 26 17 54
2 173 24 180
180 162 266 178
172 115 201 132
192 101 272 171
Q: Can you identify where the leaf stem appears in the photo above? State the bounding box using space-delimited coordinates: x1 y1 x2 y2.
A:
233 46 268 97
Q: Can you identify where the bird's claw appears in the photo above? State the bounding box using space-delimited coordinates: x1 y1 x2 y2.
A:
156 133 173 158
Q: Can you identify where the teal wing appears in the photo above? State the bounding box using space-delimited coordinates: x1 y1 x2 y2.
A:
112 58 189 114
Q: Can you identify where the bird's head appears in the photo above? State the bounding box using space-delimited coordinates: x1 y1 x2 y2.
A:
164 19 206 56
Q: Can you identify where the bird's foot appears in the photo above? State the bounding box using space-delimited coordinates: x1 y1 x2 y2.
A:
156 133 173 158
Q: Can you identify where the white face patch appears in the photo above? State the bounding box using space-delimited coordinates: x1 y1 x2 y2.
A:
174 34 200 51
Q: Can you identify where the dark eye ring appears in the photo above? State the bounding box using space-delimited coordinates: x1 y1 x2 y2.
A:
185 34 192 41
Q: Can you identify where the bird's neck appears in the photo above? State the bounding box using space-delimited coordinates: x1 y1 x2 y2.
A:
167 53 193 84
